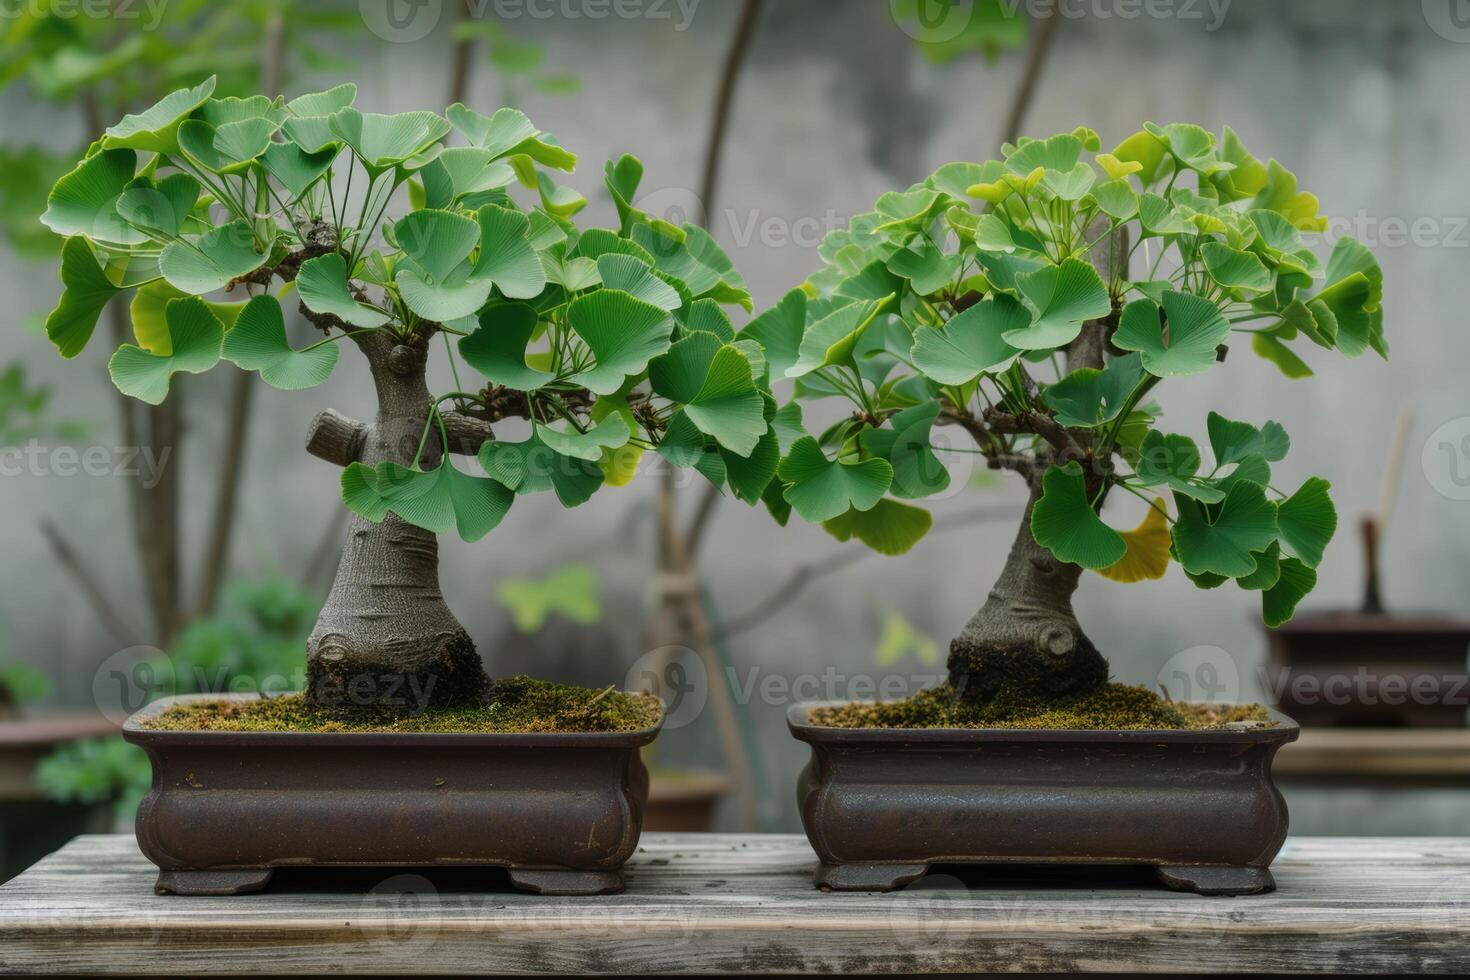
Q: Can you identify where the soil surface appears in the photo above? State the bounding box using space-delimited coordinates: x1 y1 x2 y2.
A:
142 676 662 734
807 683 1274 731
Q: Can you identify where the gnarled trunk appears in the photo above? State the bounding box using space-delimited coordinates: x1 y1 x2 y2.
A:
946 470 1109 702
304 333 489 716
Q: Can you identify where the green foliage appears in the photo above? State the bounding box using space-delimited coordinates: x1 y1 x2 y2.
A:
43 83 766 542
0 663 51 704
0 362 86 446
35 738 151 815
496 564 602 632
761 124 1385 626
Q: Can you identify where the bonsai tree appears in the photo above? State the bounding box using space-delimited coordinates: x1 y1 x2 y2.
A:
750 124 1383 705
40 79 767 716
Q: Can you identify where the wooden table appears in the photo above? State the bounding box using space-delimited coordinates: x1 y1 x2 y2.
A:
1 834 1467 974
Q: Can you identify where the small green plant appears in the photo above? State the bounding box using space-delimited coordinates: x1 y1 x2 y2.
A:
41 80 766 715
750 124 1383 704
496 564 602 633
35 737 152 824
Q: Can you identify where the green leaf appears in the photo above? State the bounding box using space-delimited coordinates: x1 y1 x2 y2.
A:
101 77 216 154
886 239 960 295
329 108 450 174
115 173 199 239
395 208 479 282
1251 332 1313 379
262 141 339 202
721 428 780 504
128 281 245 356
596 253 680 312
459 303 554 390
1041 353 1144 428
177 117 278 174
1202 242 1272 293
1207 412 1290 465
470 204 547 299
566 289 675 395
343 460 514 542
1132 431 1225 504
45 237 122 358
1236 541 1282 592
1277 477 1336 569
479 433 604 507
741 288 807 380
1112 292 1229 377
286 83 357 118
777 436 892 523
858 401 950 500
649 332 767 456
909 294 1028 385
632 223 751 310
1172 482 1280 579
684 299 735 342
1089 179 1138 220
221 294 338 391
159 220 270 294
418 147 515 210
107 297 223 405
40 148 143 244
822 499 933 556
534 417 631 462
1263 557 1317 627
296 254 391 328
497 565 601 632
1004 258 1112 350
1030 461 1127 569
786 296 893 378
445 105 577 170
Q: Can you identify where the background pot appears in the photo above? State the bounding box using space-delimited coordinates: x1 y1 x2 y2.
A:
789 701 1298 896
123 693 661 896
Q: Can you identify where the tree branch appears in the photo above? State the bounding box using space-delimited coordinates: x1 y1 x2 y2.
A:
306 409 494 468
39 519 142 646
999 11 1062 152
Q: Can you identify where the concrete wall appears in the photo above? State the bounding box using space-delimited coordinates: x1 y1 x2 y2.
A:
2 0 1466 831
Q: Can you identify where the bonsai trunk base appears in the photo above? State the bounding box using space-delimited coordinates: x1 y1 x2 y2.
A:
124 694 660 897
789 701 1298 896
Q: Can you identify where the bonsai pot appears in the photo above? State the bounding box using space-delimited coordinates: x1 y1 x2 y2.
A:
1266 613 1470 728
122 693 661 896
0 711 119 881
645 769 732 832
789 701 1299 896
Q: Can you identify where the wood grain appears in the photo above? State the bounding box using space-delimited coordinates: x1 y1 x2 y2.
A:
1 834 1467 974
1275 728 1470 778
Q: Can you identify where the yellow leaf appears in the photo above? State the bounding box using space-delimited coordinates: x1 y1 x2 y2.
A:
1096 153 1142 181
1096 498 1172 583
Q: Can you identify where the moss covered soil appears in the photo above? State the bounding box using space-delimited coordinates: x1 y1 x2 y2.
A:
807 683 1274 731
143 676 662 734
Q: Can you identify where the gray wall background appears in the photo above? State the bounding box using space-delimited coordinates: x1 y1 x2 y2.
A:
2 0 1467 831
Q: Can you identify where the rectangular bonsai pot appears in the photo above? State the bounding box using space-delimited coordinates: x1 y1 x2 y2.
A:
122 693 660 896
789 701 1299 896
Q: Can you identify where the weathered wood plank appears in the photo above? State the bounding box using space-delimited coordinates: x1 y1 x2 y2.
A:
1275 728 1470 778
1 834 1467 974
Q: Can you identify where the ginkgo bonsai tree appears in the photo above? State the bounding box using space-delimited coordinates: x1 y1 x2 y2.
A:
40 78 766 717
751 123 1383 708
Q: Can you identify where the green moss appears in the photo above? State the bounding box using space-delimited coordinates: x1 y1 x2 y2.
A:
143 676 662 734
807 683 1274 731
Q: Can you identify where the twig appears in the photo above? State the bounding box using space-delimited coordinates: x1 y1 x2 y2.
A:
447 0 476 105
698 0 766 220
39 519 141 645
999 11 1062 152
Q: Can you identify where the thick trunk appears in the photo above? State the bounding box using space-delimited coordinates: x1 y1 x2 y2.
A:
305 334 489 715
946 471 1108 702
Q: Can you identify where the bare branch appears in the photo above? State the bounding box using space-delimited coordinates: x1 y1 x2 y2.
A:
39 519 142 646
999 12 1062 151
306 410 367 467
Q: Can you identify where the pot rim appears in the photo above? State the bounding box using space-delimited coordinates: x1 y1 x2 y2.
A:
123 692 663 749
787 699 1299 745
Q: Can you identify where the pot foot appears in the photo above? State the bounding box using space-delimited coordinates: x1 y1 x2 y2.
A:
155 868 275 896
506 868 625 896
815 862 930 892
1155 865 1275 896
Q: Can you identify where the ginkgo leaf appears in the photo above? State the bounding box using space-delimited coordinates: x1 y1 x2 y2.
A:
107 297 223 405
1132 430 1225 504
479 434 604 507
534 417 631 462
1207 412 1290 465
1004 258 1112 350
496 564 601 632
1112 292 1230 377
1172 482 1280 579
886 239 960 296
1202 242 1272 293
45 238 123 358
786 296 892 378
221 294 339 390
858 401 950 500
177 117 278 174
128 281 246 356
649 332 766 456
115 173 200 239
102 77 216 154
823 498 933 556
470 204 546 299
1030 461 1126 569
597 253 681 312
286 83 357 118
1276 477 1336 569
262 141 339 201
342 459 514 542
1096 499 1172 583
1041 353 1144 428
40 148 144 244
296 253 391 328
909 294 1028 385
740 288 807 380
1263 557 1317 627
446 104 577 170
159 220 271 294
458 302 554 390
777 436 892 523
566 289 674 395
418 147 515 209
329 108 450 173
